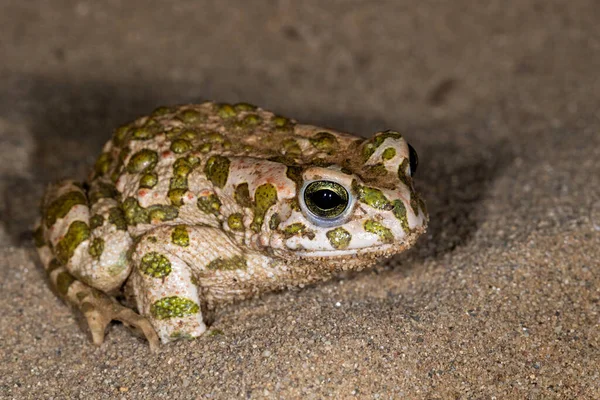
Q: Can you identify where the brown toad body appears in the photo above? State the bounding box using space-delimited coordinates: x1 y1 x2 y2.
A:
34 102 427 348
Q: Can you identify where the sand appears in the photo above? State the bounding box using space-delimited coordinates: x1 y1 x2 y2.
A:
1 1 599 398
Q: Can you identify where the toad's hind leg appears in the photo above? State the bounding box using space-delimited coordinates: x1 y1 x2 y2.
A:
35 180 159 348
39 179 133 292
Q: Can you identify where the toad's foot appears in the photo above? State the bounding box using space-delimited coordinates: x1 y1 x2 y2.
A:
78 287 160 351
41 257 160 350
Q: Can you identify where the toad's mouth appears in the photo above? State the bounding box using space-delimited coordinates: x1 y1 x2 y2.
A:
289 227 426 259
293 243 405 258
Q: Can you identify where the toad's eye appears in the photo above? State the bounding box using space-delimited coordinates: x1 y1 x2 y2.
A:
301 181 352 225
408 143 418 176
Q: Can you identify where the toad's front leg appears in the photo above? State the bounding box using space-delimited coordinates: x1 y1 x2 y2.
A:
129 225 237 342
131 224 276 343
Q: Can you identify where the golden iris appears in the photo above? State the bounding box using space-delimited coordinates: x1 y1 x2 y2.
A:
303 181 349 218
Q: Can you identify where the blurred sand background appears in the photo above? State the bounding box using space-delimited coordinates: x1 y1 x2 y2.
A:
0 1 599 398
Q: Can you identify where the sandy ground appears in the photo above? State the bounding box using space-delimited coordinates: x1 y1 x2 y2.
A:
1 1 599 398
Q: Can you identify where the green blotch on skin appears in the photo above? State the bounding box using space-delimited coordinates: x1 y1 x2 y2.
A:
178 130 197 141
374 130 402 144
273 115 294 130
326 227 352 249
289 198 301 211
126 149 158 173
282 223 314 239
240 114 261 127
251 183 278 232
148 206 179 222
108 207 127 231
311 158 332 168
362 144 375 162
76 291 90 302
282 138 302 156
132 119 162 140
45 191 87 228
285 165 303 189
364 163 388 176
55 221 90 265
33 226 45 247
171 225 190 247
198 143 212 153
110 147 131 182
382 147 397 161
178 109 204 123
89 214 105 230
206 132 225 143
283 222 304 235
56 271 75 296
185 155 200 168
392 200 410 232
362 131 402 162
139 172 158 189
397 159 410 187
88 237 104 259
94 152 112 176
217 103 237 119
170 139 193 154
89 182 119 204
364 220 394 244
147 236 157 243
168 188 187 206
151 296 199 320
309 132 338 152
166 128 183 140
131 127 152 140
234 102 256 112
122 197 178 225
168 156 199 206
130 124 154 141
118 147 131 162
151 106 174 116
140 251 172 278
204 155 231 188
234 183 252 207
227 213 244 231
410 195 420 215
197 193 221 215
173 157 197 180
113 125 131 147
269 213 281 230
352 180 392 210
206 255 247 271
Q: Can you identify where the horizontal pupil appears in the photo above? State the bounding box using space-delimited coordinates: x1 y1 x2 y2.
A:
309 189 344 210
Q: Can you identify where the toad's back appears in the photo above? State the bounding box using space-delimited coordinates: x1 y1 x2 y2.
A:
102 101 362 186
